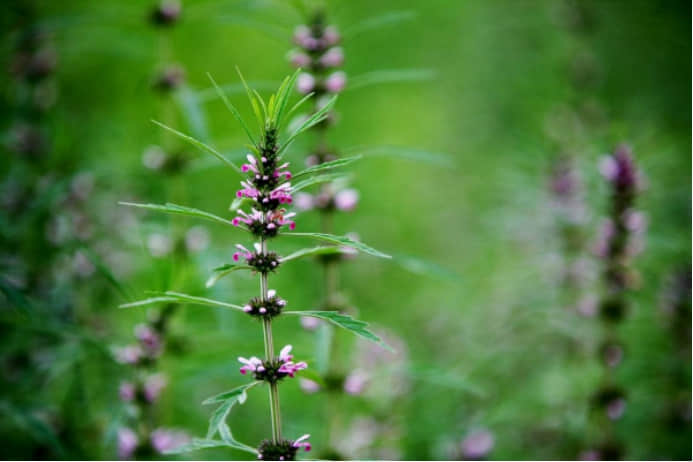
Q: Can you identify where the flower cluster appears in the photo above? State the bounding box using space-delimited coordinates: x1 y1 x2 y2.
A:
118 427 190 459
114 323 163 365
289 15 346 99
243 289 287 318
295 185 359 213
595 144 646 317
150 0 181 26
239 345 307 383
258 434 311 461
232 243 281 273
232 207 296 238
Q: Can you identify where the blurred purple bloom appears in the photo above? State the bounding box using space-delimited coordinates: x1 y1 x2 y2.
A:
144 373 168 402
343 370 369 395
117 427 138 459
461 429 494 460
325 71 346 93
150 428 190 454
334 188 359 211
119 381 136 402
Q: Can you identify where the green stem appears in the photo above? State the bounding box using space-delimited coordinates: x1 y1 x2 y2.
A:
260 241 282 443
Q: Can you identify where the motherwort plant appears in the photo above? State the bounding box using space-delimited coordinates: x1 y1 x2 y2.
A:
585 144 646 459
120 70 391 460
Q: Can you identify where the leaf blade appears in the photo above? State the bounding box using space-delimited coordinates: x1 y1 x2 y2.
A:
291 155 362 180
281 232 391 259
207 73 257 145
119 201 232 226
120 291 245 312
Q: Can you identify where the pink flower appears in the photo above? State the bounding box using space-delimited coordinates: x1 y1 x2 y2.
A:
325 71 346 93
292 434 311 452
334 188 359 211
134 324 162 356
288 50 311 68
150 428 190 454
606 398 626 420
119 382 135 402
299 378 321 394
238 356 264 375
300 316 321 330
296 73 315 94
117 427 138 459
144 373 168 402
114 345 143 364
320 47 344 68
343 370 369 395
294 192 314 211
323 26 340 46
461 429 494 460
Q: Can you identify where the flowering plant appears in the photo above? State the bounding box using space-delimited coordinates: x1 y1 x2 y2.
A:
120 70 390 460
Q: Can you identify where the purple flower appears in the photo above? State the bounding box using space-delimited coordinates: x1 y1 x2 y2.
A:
334 188 359 211
239 345 307 382
320 47 344 68
296 73 315 94
299 378 321 394
606 398 626 420
287 50 311 68
135 324 162 356
343 370 369 395
151 0 181 26
114 345 143 364
232 207 296 238
598 144 640 190
119 381 136 402
293 192 314 211
232 243 281 273
461 429 494 460
117 427 138 459
144 373 168 402
292 434 311 452
150 428 190 454
300 315 321 330
323 26 340 46
277 345 308 377
325 71 346 93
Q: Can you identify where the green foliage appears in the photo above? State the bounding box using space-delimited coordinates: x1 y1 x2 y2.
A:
119 202 233 226
282 232 391 258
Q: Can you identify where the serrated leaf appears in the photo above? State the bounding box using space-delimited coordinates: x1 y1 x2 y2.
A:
151 120 239 171
206 264 253 288
120 291 245 312
291 173 347 193
280 246 345 263
202 382 261 405
284 310 392 351
282 232 391 259
291 155 361 180
343 144 453 166
119 201 232 226
207 73 257 145
344 10 417 38
346 68 436 91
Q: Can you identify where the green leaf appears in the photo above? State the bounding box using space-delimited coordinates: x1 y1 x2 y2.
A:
195 81 280 103
280 246 346 263
229 196 252 212
282 232 391 259
119 201 233 226
162 438 228 455
347 68 436 91
175 84 209 141
291 173 347 193
218 422 258 454
235 67 264 130
207 73 257 145
284 310 392 352
205 264 253 288
391 253 458 281
279 95 338 155
120 291 245 312
343 144 453 166
202 382 261 405
343 10 417 38
274 69 301 128
151 120 240 171
291 155 361 180
286 91 315 121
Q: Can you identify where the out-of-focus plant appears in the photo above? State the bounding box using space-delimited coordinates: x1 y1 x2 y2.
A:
583 144 646 460
119 70 391 460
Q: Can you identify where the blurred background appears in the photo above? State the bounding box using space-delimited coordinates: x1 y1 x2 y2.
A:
0 0 690 460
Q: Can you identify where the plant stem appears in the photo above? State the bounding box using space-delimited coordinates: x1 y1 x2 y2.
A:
260 239 282 443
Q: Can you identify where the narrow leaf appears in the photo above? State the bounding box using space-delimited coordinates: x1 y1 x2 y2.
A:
347 68 436 91
207 73 257 145
119 202 232 226
291 173 346 193
280 246 345 263
120 291 245 312
151 120 239 171
292 155 362 180
284 310 392 351
279 95 337 155
344 10 417 38
391 254 458 281
163 438 227 455
286 91 314 120
274 69 301 127
202 382 261 405
343 144 453 166
282 232 391 259
206 264 253 288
